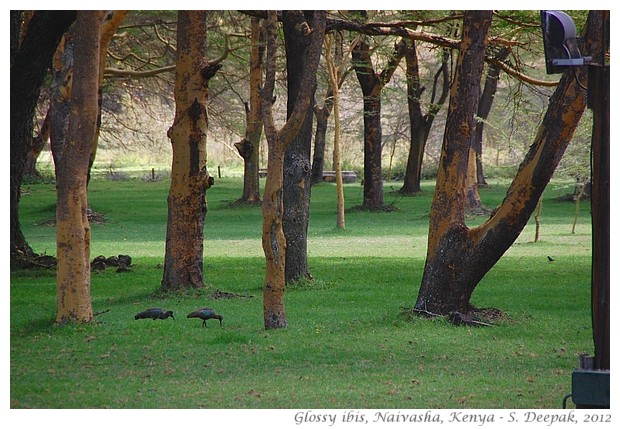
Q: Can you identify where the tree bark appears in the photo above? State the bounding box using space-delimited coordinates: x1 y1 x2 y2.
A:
473 47 509 188
88 11 128 184
11 11 76 263
24 108 51 177
236 16 263 204
414 10 600 315
50 32 73 172
161 11 220 291
400 43 450 194
310 94 332 184
282 11 317 283
415 10 493 314
260 11 325 329
311 32 344 185
55 10 104 324
352 37 406 210
325 35 345 229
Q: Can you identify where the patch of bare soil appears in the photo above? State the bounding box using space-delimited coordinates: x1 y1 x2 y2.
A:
401 305 511 327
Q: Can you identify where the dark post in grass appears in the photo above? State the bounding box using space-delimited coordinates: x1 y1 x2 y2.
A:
542 9 609 408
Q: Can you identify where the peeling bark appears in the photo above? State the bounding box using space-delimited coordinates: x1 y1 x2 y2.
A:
414 11 602 315
56 11 105 324
260 11 325 329
161 11 219 291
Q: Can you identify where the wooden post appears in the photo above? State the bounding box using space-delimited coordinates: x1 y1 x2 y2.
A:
588 62 609 371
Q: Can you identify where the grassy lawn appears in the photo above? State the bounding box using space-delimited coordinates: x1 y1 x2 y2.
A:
10 176 594 409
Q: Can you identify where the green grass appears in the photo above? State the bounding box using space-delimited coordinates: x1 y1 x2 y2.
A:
11 177 594 409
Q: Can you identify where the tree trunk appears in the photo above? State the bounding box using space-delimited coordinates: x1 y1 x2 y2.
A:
415 11 492 314
310 100 331 184
401 43 450 195
236 16 263 204
283 11 316 283
414 10 600 315
50 12 126 183
400 39 424 194
161 11 220 291
260 11 325 329
353 39 383 210
50 32 73 171
55 11 104 324
88 11 128 184
24 108 51 177
311 32 343 185
10 11 75 263
325 35 345 229
352 37 406 209
473 47 509 188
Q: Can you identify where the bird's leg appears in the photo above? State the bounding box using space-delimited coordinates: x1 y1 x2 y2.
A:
202 320 207 328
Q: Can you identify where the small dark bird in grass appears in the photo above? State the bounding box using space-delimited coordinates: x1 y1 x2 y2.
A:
134 308 175 321
547 256 555 262
187 308 223 328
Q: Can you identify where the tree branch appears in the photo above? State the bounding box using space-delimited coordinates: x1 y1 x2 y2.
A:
103 64 175 78
487 58 560 87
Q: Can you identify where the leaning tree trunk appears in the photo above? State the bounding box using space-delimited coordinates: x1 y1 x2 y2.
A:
10 11 75 263
282 10 316 283
414 10 601 315
161 11 220 291
87 11 128 185
55 10 104 324
260 11 325 329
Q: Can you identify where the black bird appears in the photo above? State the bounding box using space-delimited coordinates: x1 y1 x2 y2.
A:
134 308 175 321
547 256 555 262
187 308 223 328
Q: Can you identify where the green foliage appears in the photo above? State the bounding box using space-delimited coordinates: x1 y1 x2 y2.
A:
11 177 593 408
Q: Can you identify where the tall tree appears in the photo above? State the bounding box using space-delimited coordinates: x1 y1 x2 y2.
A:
55 10 105 323
325 34 346 229
311 31 347 185
260 10 326 329
10 10 76 263
463 47 511 213
282 11 321 283
51 11 127 181
352 35 406 210
235 16 264 204
414 10 602 316
472 47 510 188
161 11 221 291
400 41 450 194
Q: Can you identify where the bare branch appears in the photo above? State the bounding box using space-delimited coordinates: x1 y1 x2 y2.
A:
487 58 559 87
103 64 175 78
